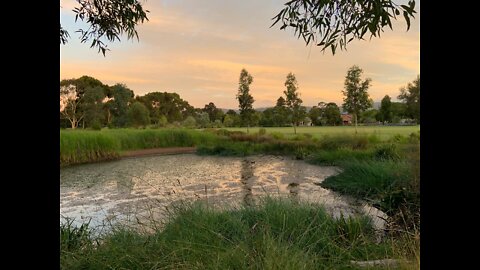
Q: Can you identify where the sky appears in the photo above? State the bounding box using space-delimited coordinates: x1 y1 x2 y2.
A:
60 0 420 109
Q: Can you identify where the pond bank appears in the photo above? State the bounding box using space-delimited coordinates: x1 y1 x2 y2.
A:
121 146 197 158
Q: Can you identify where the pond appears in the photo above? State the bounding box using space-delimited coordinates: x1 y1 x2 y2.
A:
60 154 386 235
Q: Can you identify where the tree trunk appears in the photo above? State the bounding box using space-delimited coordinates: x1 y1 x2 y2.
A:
247 124 249 134
354 113 358 134
293 122 297 134
107 110 111 125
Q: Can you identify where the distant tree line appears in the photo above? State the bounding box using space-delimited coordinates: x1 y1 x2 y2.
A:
60 70 419 130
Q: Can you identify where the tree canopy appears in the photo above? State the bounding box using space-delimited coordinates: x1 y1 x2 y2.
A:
378 95 393 123
283 72 305 134
60 0 149 55
398 75 420 122
271 0 417 54
342 65 373 133
236 69 255 132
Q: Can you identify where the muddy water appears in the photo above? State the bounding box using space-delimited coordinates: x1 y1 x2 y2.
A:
60 154 386 235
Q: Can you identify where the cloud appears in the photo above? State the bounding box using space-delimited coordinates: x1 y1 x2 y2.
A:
60 0 420 109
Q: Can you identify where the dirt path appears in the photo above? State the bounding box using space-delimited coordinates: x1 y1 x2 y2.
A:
121 147 197 158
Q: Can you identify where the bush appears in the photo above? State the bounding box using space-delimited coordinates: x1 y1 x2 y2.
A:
352 136 369 149
320 135 369 150
258 128 267 135
374 143 400 161
127 102 151 128
409 131 420 143
270 132 284 140
390 134 407 143
213 119 223 128
158 115 168 127
182 116 197 128
90 121 102 130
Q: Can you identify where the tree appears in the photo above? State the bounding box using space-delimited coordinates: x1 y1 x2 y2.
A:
362 109 379 124
60 0 149 56
137 92 194 124
323 102 342 126
105 83 134 127
273 96 290 127
183 116 197 128
60 76 108 128
60 84 84 129
236 69 255 133
398 75 420 122
157 115 168 127
60 76 106 99
308 106 323 126
202 102 224 123
195 112 211 128
342 65 373 133
223 114 235 127
390 102 408 121
283 73 304 134
276 96 286 107
82 86 106 129
127 102 150 128
226 109 238 116
378 95 393 123
271 0 417 55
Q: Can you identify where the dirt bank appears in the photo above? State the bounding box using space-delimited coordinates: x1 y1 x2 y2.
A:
121 147 197 158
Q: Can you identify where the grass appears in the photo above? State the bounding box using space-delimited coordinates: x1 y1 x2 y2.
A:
60 128 221 166
60 127 420 269
61 198 415 270
60 126 419 166
223 126 420 141
321 160 411 199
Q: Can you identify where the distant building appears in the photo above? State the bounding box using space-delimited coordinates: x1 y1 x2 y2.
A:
341 114 352 125
299 117 312 126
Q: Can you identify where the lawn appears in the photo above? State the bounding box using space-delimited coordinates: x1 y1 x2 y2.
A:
224 125 419 140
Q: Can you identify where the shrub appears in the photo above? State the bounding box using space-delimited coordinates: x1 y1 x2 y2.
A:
374 143 400 161
390 134 407 143
409 131 420 143
258 127 267 135
90 120 102 130
127 102 151 128
270 132 284 140
158 115 168 127
352 136 369 149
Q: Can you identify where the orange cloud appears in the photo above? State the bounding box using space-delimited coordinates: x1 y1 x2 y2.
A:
60 0 420 109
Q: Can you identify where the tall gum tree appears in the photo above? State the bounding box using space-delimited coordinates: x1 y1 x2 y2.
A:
236 69 255 133
341 65 373 134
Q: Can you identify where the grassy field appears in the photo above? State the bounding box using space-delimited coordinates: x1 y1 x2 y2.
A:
61 198 418 269
224 125 419 140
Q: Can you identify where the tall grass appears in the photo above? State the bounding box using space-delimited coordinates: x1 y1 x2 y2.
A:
321 160 411 200
60 129 220 166
61 198 404 270
224 126 420 140
60 130 120 166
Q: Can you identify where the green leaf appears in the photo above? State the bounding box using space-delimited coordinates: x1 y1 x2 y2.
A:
403 11 411 31
270 13 283 28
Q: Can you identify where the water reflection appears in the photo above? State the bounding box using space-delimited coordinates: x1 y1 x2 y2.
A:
240 158 255 206
60 154 387 235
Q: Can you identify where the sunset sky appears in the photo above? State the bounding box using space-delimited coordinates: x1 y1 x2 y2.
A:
60 0 420 109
